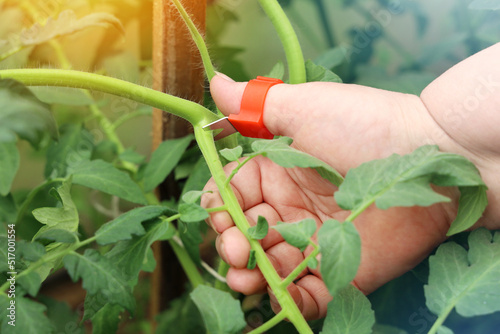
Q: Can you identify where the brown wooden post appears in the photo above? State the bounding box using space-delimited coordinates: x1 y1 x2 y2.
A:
150 0 207 320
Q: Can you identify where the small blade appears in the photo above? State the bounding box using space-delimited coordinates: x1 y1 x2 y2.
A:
203 117 237 140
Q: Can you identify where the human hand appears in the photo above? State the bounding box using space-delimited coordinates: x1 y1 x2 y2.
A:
201 44 500 320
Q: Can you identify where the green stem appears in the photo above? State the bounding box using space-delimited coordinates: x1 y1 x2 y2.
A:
427 305 454 334
257 0 306 84
345 199 374 222
224 154 260 187
0 236 96 293
194 126 312 333
314 0 336 48
280 241 319 289
169 239 204 288
0 69 219 126
214 260 230 291
111 108 153 130
170 0 216 81
0 46 23 62
247 310 287 334
16 178 66 224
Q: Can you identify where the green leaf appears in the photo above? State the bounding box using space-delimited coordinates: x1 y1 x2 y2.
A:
437 326 454 334
0 237 9 272
105 220 171 281
70 159 147 205
0 296 54 334
265 61 285 80
424 228 500 318
305 60 342 83
334 146 487 234
314 47 346 70
15 10 124 48
371 324 408 334
17 271 42 296
17 240 46 262
447 186 488 236
272 218 316 252
219 146 243 162
179 221 204 266
251 137 343 186
40 297 84 334
90 304 124 334
44 124 93 178
182 190 210 204
29 86 94 106
319 220 361 296
155 293 205 334
190 285 247 334
0 194 17 223
247 216 269 240
32 179 79 239
308 257 318 270
469 0 500 10
96 205 174 245
144 135 193 192
181 158 211 197
0 79 58 148
119 148 146 164
321 285 375 334
247 249 257 270
179 203 209 223
63 249 135 313
0 142 19 196
142 247 157 272
34 229 79 243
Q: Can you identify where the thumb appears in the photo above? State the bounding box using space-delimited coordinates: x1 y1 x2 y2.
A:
210 73 312 138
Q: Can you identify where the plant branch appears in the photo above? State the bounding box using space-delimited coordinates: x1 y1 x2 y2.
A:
170 0 216 81
111 108 153 130
257 0 306 84
427 304 454 334
248 310 287 334
194 126 313 333
169 238 204 288
0 69 219 127
224 154 261 187
280 241 319 289
0 235 96 294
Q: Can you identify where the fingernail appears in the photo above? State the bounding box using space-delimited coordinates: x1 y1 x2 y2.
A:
215 71 235 82
216 237 228 263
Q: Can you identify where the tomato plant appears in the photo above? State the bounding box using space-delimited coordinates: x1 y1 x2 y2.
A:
0 0 499 333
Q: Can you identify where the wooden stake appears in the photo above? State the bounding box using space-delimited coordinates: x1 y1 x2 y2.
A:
150 0 207 321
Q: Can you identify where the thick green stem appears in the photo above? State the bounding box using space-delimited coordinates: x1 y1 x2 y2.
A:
257 0 306 84
0 69 219 127
194 126 312 333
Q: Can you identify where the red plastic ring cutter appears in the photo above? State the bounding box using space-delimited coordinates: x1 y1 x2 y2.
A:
203 76 284 140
